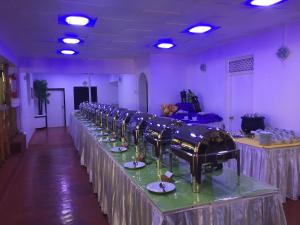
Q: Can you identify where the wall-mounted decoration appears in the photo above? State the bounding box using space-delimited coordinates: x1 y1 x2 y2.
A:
276 46 290 61
200 64 207 72
82 81 88 86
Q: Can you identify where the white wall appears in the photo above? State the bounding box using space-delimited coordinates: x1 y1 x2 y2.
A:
20 58 135 74
33 73 119 126
148 54 189 115
118 74 138 110
19 72 35 145
135 56 150 112
185 21 300 132
0 38 18 65
17 20 300 133
134 54 189 115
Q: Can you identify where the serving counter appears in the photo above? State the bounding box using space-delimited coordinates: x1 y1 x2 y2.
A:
225 138 300 202
69 112 286 225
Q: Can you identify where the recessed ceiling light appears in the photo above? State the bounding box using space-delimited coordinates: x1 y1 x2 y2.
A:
63 38 80 44
248 0 286 6
154 39 175 49
60 37 82 44
58 15 97 27
57 49 78 55
183 23 219 34
188 25 212 34
65 16 89 26
156 43 175 49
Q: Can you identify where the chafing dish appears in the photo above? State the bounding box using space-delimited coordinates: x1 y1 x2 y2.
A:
95 104 107 127
101 105 116 130
127 113 155 155
170 124 240 192
144 117 183 168
80 102 98 121
115 109 137 143
107 107 127 133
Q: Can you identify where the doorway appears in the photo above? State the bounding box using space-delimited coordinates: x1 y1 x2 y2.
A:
46 88 66 127
228 74 253 132
138 73 148 112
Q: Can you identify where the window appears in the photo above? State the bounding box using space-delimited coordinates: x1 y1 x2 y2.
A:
73 86 97 109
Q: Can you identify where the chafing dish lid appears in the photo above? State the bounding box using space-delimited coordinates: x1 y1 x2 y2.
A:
172 124 235 153
118 110 137 121
108 108 126 118
128 112 155 130
146 117 182 133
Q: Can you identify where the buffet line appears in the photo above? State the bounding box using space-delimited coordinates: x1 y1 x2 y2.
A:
69 102 287 225
79 101 241 191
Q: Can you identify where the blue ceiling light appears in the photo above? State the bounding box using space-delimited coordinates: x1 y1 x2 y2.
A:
57 49 79 55
62 37 80 44
188 25 212 34
154 39 176 49
246 0 287 6
183 23 219 34
66 16 89 25
58 36 83 45
58 14 97 27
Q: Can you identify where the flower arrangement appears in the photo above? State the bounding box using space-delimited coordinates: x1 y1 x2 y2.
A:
161 104 178 116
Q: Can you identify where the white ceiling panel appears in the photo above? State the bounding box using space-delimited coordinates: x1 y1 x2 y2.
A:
0 0 300 60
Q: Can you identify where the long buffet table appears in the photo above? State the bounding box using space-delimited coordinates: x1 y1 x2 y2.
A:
69 112 286 225
225 138 300 202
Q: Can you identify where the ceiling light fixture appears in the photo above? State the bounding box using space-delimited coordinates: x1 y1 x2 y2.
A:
59 37 83 44
58 14 97 27
155 39 175 49
156 43 175 49
57 49 78 55
188 25 212 34
66 16 89 26
62 37 80 44
183 23 219 34
247 0 286 6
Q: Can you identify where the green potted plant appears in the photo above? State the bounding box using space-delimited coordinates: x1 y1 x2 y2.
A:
33 80 50 115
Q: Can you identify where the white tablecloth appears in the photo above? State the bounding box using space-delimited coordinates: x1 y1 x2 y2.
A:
225 141 300 202
69 113 287 225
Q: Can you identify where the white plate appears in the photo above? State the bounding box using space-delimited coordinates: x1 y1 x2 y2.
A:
146 182 175 194
89 127 101 131
96 132 109 136
111 146 128 153
123 161 145 169
98 137 116 143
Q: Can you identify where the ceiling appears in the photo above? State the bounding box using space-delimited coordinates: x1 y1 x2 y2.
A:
0 0 300 61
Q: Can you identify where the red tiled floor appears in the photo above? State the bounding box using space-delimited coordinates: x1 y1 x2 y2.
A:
1 127 300 225
0 127 109 225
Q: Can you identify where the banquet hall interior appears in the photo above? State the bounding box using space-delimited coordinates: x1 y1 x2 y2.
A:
1 0 300 225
